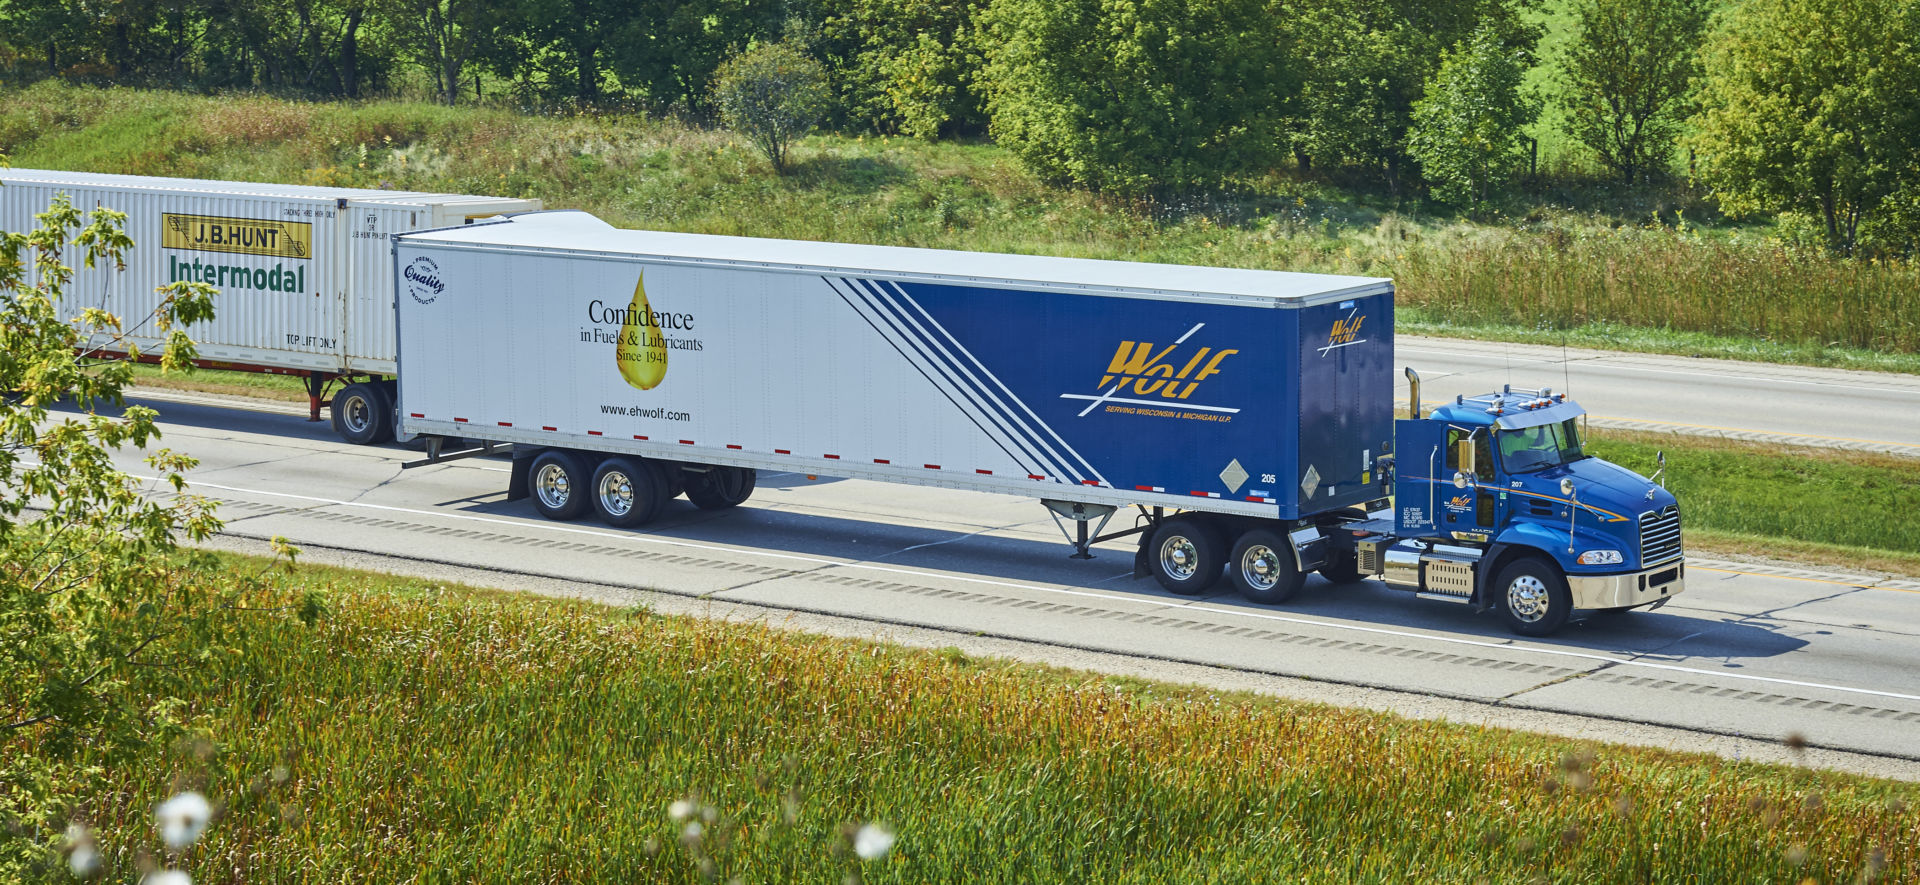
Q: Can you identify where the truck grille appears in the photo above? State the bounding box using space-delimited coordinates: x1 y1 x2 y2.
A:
1639 506 1682 565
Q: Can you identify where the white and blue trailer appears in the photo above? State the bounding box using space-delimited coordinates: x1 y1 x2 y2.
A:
394 210 1684 635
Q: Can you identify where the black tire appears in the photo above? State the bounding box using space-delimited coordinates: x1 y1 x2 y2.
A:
685 466 756 510
1147 518 1226 596
331 382 393 445
1317 550 1365 585
590 457 669 528
1229 529 1305 604
1495 556 1572 637
527 449 591 521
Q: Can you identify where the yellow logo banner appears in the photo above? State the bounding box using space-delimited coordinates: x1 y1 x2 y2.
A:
162 213 312 259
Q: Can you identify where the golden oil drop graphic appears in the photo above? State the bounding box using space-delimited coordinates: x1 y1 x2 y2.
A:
615 272 668 390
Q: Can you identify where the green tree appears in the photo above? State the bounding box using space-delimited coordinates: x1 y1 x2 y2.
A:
0 178 239 874
1560 0 1708 183
1287 0 1540 189
710 41 833 173
812 0 990 138
1689 0 1920 254
605 0 777 112
979 0 1292 196
382 0 488 105
1407 24 1539 209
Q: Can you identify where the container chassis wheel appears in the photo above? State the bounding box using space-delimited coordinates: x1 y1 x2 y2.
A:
686 466 756 510
331 381 393 445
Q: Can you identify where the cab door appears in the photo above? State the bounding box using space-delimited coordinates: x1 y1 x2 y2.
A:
1393 419 1449 534
1434 425 1500 538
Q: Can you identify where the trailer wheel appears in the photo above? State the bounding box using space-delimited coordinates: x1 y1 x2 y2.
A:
591 457 668 527
1148 518 1225 596
686 466 756 510
1229 529 1305 604
528 450 591 521
331 382 393 445
1496 556 1572 637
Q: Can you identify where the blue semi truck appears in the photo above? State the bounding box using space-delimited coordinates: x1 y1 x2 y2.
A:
393 211 1683 636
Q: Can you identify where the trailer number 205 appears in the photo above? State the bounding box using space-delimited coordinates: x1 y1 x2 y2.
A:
1261 473 1277 483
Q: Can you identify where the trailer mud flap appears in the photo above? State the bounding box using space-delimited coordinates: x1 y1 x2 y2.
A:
507 447 538 501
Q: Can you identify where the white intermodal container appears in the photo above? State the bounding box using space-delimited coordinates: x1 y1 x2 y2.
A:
0 169 538 436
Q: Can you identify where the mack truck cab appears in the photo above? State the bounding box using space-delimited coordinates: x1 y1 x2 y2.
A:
1342 372 1685 635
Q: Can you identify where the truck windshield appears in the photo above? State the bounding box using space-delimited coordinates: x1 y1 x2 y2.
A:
1497 419 1586 474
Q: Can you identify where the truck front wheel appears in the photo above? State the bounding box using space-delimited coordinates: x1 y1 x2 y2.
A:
1230 529 1305 604
1496 556 1572 636
1148 518 1225 596
592 457 669 528
529 450 591 521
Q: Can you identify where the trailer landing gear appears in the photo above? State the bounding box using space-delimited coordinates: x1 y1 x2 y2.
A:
1042 500 1159 561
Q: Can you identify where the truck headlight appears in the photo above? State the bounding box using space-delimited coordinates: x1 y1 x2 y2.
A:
1576 549 1624 565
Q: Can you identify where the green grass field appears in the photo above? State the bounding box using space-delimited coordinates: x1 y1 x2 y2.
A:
1590 431 1920 555
5 81 1918 370
27 556 1913 884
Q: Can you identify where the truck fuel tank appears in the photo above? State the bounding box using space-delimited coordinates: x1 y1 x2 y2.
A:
1380 542 1479 603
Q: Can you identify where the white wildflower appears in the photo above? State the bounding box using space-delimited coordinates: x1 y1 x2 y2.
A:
68 843 99 878
853 823 896 860
669 799 696 821
144 871 192 885
154 792 213 850
63 822 99 877
683 821 704 840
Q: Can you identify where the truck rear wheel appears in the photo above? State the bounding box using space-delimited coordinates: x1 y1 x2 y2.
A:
686 466 756 510
332 382 393 445
1148 518 1224 596
1496 556 1572 637
528 450 591 521
1317 551 1364 585
1230 529 1305 604
591 457 669 527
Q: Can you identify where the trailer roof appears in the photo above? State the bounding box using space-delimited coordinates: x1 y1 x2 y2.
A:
401 210 1394 304
0 168 521 206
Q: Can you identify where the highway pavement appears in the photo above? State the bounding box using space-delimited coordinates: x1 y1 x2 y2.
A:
98 384 1920 782
1397 336 1920 456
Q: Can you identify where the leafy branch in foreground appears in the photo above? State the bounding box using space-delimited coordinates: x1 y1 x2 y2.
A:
0 183 275 878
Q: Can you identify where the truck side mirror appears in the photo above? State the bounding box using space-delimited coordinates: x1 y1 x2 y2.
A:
1455 436 1476 478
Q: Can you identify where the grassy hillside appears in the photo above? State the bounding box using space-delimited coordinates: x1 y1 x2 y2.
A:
4 82 1918 372
27 556 1916 883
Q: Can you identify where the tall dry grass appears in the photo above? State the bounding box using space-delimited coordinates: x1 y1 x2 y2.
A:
1398 228 1920 353
37 559 1915 883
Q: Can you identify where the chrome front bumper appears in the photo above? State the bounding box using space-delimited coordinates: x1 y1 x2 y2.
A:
1568 558 1685 610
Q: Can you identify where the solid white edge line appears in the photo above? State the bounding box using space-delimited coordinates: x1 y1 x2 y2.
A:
144 472 1920 705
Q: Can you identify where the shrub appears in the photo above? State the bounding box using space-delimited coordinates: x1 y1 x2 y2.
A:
710 41 833 174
